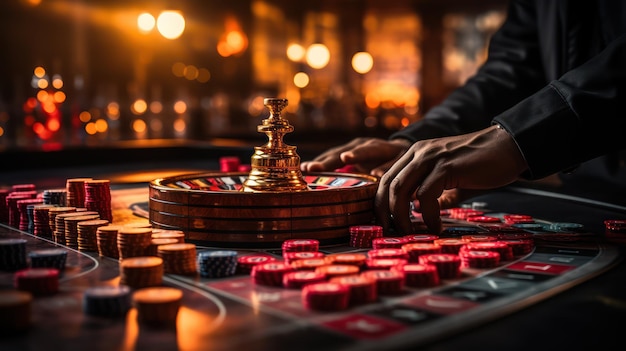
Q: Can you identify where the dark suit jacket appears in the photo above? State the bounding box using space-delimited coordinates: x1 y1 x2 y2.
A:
391 0 626 180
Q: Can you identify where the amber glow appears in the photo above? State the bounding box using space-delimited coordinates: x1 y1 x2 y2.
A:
287 43 306 62
33 66 45 78
137 12 155 33
47 118 60 132
352 52 374 74
95 119 108 132
293 72 309 88
173 101 187 114
131 99 148 115
173 118 186 133
157 11 185 40
306 43 330 69
132 119 147 133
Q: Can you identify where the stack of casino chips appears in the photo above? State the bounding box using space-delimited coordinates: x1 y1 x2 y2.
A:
84 179 113 222
14 268 60 296
65 178 92 208
6 191 37 228
402 243 442 263
31 204 57 238
28 248 68 272
349 225 383 248
329 275 378 306
462 241 513 261
119 256 164 289
0 290 33 334
53 210 91 245
117 227 153 259
236 254 278 274
360 270 405 295
458 249 500 269
77 219 110 252
197 250 238 278
219 156 240 172
63 213 101 249
146 238 179 256
291 257 328 271
0 238 28 272
152 229 186 243
365 258 408 270
0 188 10 223
83 285 132 318
17 198 44 232
434 238 466 254
324 253 367 270
12 184 36 192
282 239 319 254
157 243 198 275
133 287 183 325
496 232 534 256
315 264 360 280
392 264 440 287
42 188 67 206
251 261 294 287
96 225 123 258
367 248 409 261
283 251 325 265
47 206 78 233
302 282 350 311
403 234 439 244
418 254 462 279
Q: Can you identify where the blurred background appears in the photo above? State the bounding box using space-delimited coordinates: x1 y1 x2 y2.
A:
0 0 507 156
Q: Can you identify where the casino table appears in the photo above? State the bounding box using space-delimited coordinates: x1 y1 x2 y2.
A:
1 142 626 351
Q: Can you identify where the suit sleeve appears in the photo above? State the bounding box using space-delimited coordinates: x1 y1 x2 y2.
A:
390 0 545 142
493 33 626 179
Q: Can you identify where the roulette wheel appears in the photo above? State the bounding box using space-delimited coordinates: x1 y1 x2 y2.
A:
148 98 378 247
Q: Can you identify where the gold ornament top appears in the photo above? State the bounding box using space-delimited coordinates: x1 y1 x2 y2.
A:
241 98 310 192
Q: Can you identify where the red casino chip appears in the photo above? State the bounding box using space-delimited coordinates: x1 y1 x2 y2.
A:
237 254 278 274
466 215 501 223
461 234 498 243
372 237 409 249
251 262 294 287
459 250 500 269
463 241 514 261
433 238 466 254
448 208 484 220
14 268 60 296
402 243 442 263
391 263 440 288
360 270 405 295
282 239 319 253
349 225 383 248
302 282 350 311
367 248 409 260
324 253 367 268
283 251 325 265
329 275 378 305
364 258 408 270
503 214 535 224
403 234 439 243
418 254 462 280
282 271 326 289
291 258 328 271
498 239 534 256
219 156 241 172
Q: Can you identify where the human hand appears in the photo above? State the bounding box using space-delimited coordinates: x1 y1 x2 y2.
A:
376 125 528 234
300 137 411 177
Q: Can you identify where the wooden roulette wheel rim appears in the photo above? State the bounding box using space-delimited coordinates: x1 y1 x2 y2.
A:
149 171 378 248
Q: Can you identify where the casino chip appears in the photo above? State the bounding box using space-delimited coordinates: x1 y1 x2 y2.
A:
14 268 60 296
329 275 378 305
360 270 405 295
28 248 68 272
302 282 350 311
197 250 238 278
391 263 440 287
119 256 164 289
349 225 383 248
283 251 325 265
459 250 500 269
133 287 183 325
0 238 28 272
83 285 132 318
324 253 367 268
418 254 462 280
252 261 294 287
402 243 442 263
372 237 409 249
282 271 326 289
236 254 278 274
282 239 319 254
434 238 466 254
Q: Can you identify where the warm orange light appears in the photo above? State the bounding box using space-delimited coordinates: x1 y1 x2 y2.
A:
287 43 306 62
37 79 49 89
107 102 120 120
53 91 66 103
197 68 211 83
85 122 97 135
172 62 186 77
184 65 199 80
79 111 92 123
157 11 185 40
33 66 45 78
173 118 186 133
47 118 61 132
293 72 310 88
137 12 155 33
149 101 163 114
95 119 108 133
131 99 148 115
52 75 63 89
132 119 147 133
306 44 330 69
173 100 187 114
352 52 374 74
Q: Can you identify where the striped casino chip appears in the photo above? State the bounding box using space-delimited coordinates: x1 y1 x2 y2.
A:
463 241 514 261
503 214 534 225
17 198 43 232
330 275 378 305
459 249 500 269
0 290 33 334
219 156 241 172
466 215 502 223
461 234 499 243
63 214 101 249
364 258 408 270
236 254 278 274
119 256 164 289
283 251 325 265
96 225 123 259
367 248 409 261
0 238 28 272
133 287 183 325
403 234 439 244
197 250 238 278
117 227 153 259
372 237 409 249
302 282 350 311
65 178 92 208
402 243 442 263
349 225 383 249
14 268 60 296
360 269 405 295
418 254 462 280
83 285 132 318
84 179 113 222
323 253 367 268
315 264 360 279
32 204 57 239
282 270 326 289
448 208 484 220
28 248 68 272
53 211 98 246
251 261 294 287
157 243 198 275
498 238 534 256
42 188 67 206
146 238 179 256
391 263 440 288
282 239 320 254
12 184 36 192
47 206 78 233
7 192 37 228
151 229 186 243
434 238 466 254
